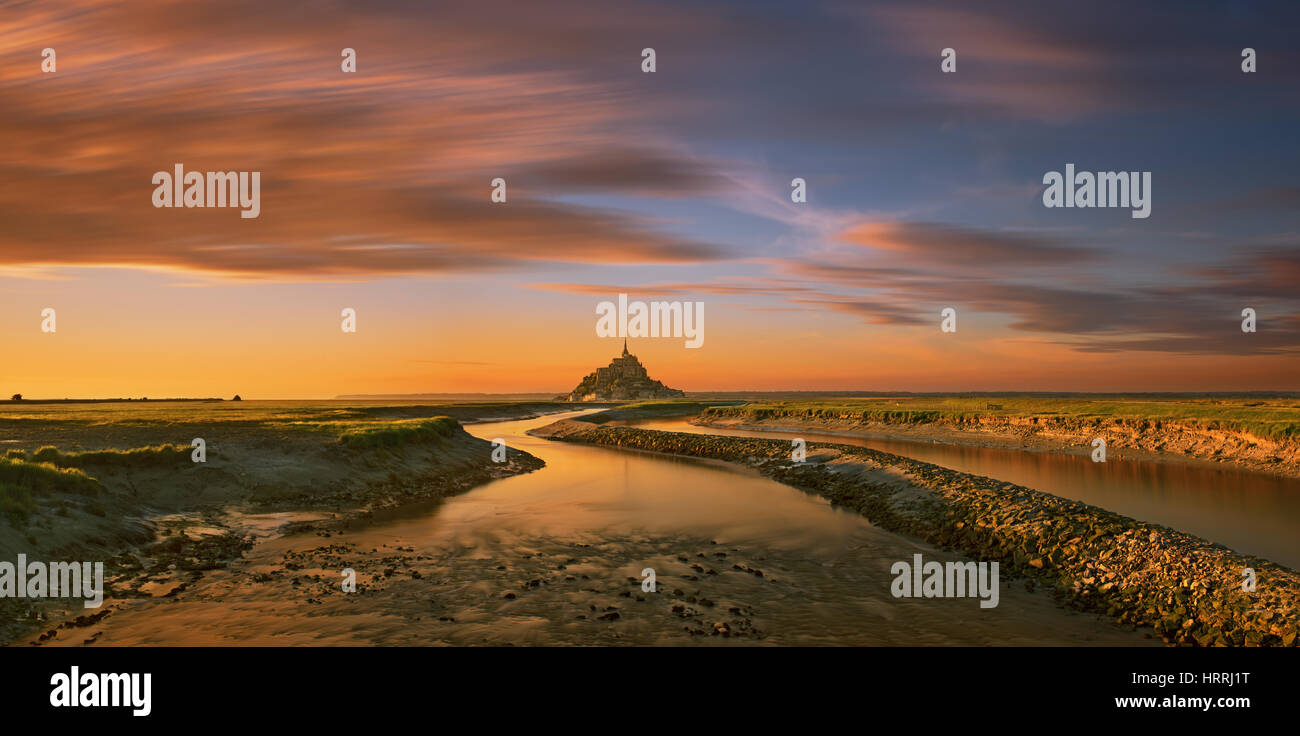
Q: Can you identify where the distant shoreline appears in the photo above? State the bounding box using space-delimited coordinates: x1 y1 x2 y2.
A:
336 393 564 400
5 391 1297 405
339 391 1300 400
0 398 225 404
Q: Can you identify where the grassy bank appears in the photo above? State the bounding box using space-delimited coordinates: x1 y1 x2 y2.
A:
696 397 1300 476
0 402 552 546
337 417 460 449
702 397 1300 438
15 444 192 468
0 401 552 645
581 399 741 424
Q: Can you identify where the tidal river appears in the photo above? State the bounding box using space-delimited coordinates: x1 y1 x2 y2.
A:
618 418 1300 571
50 411 1150 646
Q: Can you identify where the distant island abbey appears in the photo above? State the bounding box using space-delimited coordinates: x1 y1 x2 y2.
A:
559 340 685 401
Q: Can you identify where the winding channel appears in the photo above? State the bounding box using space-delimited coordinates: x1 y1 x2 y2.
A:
58 411 1156 645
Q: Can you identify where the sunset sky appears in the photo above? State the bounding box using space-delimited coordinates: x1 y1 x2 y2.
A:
2 0 1298 398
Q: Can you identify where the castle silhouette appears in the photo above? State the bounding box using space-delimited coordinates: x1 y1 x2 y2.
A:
558 340 685 401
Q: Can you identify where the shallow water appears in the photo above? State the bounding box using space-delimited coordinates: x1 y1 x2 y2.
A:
53 411 1149 646
621 418 1300 570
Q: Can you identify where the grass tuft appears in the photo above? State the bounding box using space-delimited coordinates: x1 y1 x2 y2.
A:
0 458 103 524
0 483 36 525
0 458 103 496
338 417 460 449
30 444 192 468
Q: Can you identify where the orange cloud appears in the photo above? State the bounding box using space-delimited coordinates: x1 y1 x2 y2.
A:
0 0 732 279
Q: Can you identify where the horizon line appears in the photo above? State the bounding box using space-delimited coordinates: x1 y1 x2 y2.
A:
5 390 1300 404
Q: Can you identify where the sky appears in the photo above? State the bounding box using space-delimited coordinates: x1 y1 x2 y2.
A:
2 0 1298 398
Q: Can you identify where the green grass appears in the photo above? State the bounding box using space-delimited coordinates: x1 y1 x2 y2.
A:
0 457 102 525
0 401 538 475
0 457 103 495
0 483 36 524
0 400 575 428
0 401 567 459
701 397 1300 440
582 399 740 424
30 443 192 468
337 417 460 449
